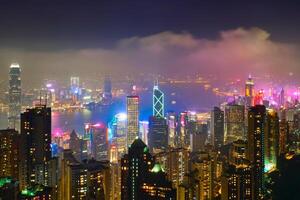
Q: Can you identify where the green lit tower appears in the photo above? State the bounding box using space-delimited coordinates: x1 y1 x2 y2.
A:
153 81 164 118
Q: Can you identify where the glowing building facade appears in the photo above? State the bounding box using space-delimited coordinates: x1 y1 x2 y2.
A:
224 104 245 144
8 63 21 130
153 83 165 118
245 75 254 107
126 96 139 147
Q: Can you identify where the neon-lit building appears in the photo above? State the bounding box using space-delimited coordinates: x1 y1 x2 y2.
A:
139 121 149 145
84 123 108 161
153 82 165 118
264 109 279 172
126 96 139 147
245 75 254 107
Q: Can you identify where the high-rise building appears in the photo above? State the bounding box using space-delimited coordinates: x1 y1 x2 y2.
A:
229 140 247 167
59 150 111 200
0 129 19 180
245 75 254 107
84 123 108 161
221 164 252 200
121 139 176 200
247 105 265 199
153 82 164 118
178 112 189 148
224 104 245 144
103 76 113 100
148 116 168 153
264 109 279 172
192 150 219 200
19 105 52 189
70 76 80 101
110 113 127 157
210 107 224 148
139 121 149 145
167 112 177 148
155 147 189 199
126 96 139 147
8 63 21 130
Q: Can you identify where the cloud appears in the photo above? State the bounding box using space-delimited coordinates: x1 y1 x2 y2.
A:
0 27 299 87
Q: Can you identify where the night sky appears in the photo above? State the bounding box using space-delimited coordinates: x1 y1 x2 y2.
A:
0 0 300 86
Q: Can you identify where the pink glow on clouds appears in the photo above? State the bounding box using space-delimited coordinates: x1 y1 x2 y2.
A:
1 27 300 85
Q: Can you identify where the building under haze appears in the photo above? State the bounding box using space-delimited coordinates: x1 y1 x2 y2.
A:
8 63 21 130
126 96 139 148
19 105 52 190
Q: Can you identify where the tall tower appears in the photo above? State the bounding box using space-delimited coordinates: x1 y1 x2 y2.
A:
153 81 164 118
126 96 139 147
245 75 254 107
19 105 52 189
8 63 21 130
247 105 265 199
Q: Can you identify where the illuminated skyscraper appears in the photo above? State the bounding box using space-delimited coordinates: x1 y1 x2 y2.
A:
210 107 224 148
245 75 254 107
8 63 21 130
224 104 245 144
126 96 139 147
19 105 52 189
264 109 279 172
153 82 165 117
0 129 19 180
167 112 177 148
148 116 168 153
70 76 80 101
247 105 265 199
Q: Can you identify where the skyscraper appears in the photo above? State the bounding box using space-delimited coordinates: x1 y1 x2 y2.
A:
264 109 279 172
103 76 112 100
126 96 139 147
153 82 164 118
121 139 176 200
245 75 254 107
210 107 225 148
0 129 19 180
8 63 21 130
148 116 168 153
167 112 177 148
19 105 52 189
224 104 245 144
247 105 265 199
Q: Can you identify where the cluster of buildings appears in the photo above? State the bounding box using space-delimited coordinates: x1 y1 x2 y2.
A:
0 63 300 199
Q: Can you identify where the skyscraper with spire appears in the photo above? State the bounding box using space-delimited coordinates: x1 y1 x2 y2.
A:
8 63 21 130
245 75 254 107
153 81 164 118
